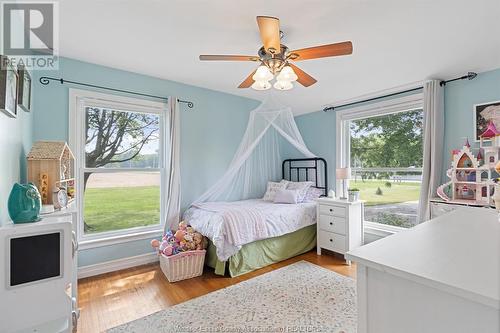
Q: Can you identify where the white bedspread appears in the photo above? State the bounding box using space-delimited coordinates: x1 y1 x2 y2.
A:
184 199 317 261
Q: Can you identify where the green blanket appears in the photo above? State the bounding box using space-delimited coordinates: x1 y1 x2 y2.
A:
206 224 316 277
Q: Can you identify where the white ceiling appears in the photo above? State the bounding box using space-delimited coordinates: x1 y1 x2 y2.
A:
59 0 500 115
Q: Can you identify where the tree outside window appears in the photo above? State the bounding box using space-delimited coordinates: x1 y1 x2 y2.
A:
349 109 423 228
83 107 162 234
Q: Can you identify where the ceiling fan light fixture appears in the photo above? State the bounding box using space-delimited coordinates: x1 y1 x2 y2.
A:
200 16 353 89
252 65 273 82
273 80 293 91
251 80 272 90
276 65 298 82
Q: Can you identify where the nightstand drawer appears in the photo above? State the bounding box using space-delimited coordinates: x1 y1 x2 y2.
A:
319 205 346 217
319 214 346 235
318 231 346 253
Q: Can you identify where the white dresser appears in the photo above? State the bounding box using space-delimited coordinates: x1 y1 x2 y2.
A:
316 198 364 264
346 208 499 333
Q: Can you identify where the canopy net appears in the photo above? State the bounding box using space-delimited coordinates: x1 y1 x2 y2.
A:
194 95 316 204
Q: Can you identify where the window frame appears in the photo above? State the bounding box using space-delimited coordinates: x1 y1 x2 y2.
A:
335 93 424 233
69 89 167 249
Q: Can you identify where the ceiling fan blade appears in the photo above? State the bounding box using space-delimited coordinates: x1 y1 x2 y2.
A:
199 55 259 61
238 69 257 88
288 63 317 87
256 16 281 53
289 41 353 61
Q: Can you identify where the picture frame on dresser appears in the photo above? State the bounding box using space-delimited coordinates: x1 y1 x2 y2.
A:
0 56 18 118
17 64 31 112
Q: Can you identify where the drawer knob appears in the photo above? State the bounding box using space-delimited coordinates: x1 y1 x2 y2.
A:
329 239 333 242
329 222 333 225
329 208 333 212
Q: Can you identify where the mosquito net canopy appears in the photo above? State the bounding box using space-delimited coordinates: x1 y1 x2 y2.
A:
194 96 316 204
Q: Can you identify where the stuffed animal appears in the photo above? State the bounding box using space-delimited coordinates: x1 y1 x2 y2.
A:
186 240 197 251
150 239 160 249
193 233 204 250
178 221 188 231
183 233 193 243
159 239 168 253
166 235 177 246
162 245 173 256
174 229 185 242
151 221 207 256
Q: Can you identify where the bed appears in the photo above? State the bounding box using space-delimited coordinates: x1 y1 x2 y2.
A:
183 157 328 277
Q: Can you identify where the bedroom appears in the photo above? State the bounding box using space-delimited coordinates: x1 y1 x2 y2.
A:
0 1 499 332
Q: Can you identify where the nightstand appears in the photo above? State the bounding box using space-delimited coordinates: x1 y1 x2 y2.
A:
316 197 364 264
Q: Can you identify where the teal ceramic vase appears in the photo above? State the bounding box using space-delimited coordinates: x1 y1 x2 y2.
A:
8 183 42 223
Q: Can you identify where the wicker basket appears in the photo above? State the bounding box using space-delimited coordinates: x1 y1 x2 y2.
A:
159 250 206 282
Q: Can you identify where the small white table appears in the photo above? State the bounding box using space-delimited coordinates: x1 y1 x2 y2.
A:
316 197 364 264
346 208 500 333
0 214 77 333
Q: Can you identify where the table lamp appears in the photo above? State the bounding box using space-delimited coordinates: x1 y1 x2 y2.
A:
336 167 351 199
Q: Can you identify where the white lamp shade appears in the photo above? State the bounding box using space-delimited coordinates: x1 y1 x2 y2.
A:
252 65 273 81
276 65 298 82
336 167 351 180
251 80 271 90
273 80 293 90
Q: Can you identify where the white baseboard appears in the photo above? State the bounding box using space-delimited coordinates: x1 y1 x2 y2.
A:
78 252 159 279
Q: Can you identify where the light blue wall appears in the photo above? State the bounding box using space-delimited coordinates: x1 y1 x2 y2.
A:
31 57 258 266
284 110 337 192
286 68 500 190
0 84 33 225
25 57 500 267
442 68 500 182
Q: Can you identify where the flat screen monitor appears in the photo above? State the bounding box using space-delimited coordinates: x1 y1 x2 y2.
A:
9 232 61 287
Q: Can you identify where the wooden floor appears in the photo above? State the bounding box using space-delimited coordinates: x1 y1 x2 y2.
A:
77 250 356 333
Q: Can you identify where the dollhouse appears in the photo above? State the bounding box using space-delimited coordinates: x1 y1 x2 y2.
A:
479 121 500 166
437 121 500 206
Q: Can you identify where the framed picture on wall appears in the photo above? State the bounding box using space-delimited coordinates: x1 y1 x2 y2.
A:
17 65 31 112
0 56 18 118
474 100 500 141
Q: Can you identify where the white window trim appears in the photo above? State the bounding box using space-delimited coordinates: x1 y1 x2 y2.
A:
69 88 168 249
335 93 424 233
77 229 163 250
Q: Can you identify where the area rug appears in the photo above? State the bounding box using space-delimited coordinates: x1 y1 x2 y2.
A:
107 261 357 333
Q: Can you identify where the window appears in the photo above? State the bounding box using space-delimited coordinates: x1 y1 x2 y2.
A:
336 94 424 230
70 89 167 246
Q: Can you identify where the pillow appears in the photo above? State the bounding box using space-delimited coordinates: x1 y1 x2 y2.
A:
286 181 314 202
262 181 288 201
279 179 290 187
273 189 299 204
303 187 323 202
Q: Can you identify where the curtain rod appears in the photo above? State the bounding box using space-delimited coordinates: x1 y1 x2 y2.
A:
323 72 477 112
38 76 194 108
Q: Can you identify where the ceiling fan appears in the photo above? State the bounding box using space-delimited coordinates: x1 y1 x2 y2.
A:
199 16 353 91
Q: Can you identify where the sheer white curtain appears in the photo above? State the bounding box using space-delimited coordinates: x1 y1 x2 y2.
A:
417 80 444 222
194 96 315 204
164 98 182 231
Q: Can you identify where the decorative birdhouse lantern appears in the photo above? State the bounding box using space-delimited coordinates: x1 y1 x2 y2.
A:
27 141 75 208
